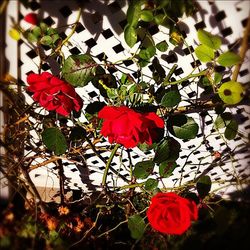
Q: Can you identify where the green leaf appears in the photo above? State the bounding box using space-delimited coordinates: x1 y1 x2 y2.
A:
128 214 146 240
214 72 222 84
153 137 180 164
51 34 60 44
168 115 199 140
40 22 48 32
40 35 53 45
214 113 232 129
127 0 144 26
62 54 97 87
218 81 244 105
107 88 118 100
156 40 169 52
42 127 67 155
47 27 57 35
27 32 38 43
133 160 154 179
154 14 166 25
195 44 214 62
32 26 42 37
138 46 156 60
140 10 154 22
217 51 242 67
144 178 158 191
161 89 181 107
197 29 222 50
225 119 238 140
124 25 137 48
159 161 177 178
196 175 211 199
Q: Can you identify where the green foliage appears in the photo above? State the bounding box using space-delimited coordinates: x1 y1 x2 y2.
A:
197 29 222 50
159 161 177 178
196 175 212 198
218 81 244 105
214 112 239 140
161 89 181 107
156 40 168 52
224 119 238 140
25 22 60 47
62 54 97 87
133 160 155 179
153 137 181 164
41 127 67 155
167 115 199 140
195 44 214 62
128 214 146 240
144 178 158 191
217 52 242 67
124 25 137 48
124 0 196 48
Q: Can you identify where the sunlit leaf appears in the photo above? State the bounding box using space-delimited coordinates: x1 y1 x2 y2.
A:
138 46 156 60
127 0 143 26
156 40 168 52
40 35 52 45
225 119 238 140
62 54 97 87
214 113 232 129
197 29 222 50
140 10 154 22
168 115 199 140
217 51 242 67
218 81 244 105
195 44 214 62
124 25 137 48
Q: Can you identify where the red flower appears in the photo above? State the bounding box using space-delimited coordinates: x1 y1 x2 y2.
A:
98 106 164 148
24 13 38 25
147 192 198 235
27 72 83 116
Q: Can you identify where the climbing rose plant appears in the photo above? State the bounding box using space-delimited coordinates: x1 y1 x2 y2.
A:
1 0 249 248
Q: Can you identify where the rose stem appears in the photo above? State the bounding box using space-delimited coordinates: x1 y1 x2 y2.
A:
101 144 120 189
232 15 250 81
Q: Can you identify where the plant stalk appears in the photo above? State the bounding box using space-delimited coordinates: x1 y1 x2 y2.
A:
101 144 120 188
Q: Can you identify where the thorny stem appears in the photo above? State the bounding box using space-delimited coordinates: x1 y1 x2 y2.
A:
57 159 65 205
163 69 207 86
52 8 82 55
232 15 250 81
101 144 120 188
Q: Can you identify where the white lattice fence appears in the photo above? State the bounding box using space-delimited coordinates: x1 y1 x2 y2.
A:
4 0 250 201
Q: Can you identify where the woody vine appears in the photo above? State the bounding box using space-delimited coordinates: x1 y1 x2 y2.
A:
1 0 250 249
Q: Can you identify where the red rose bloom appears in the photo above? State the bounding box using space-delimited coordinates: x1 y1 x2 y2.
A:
147 192 198 235
98 106 164 148
27 72 83 116
24 13 38 25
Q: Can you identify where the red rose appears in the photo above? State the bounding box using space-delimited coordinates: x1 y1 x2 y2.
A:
27 72 83 116
147 192 198 235
98 106 164 148
24 13 38 25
